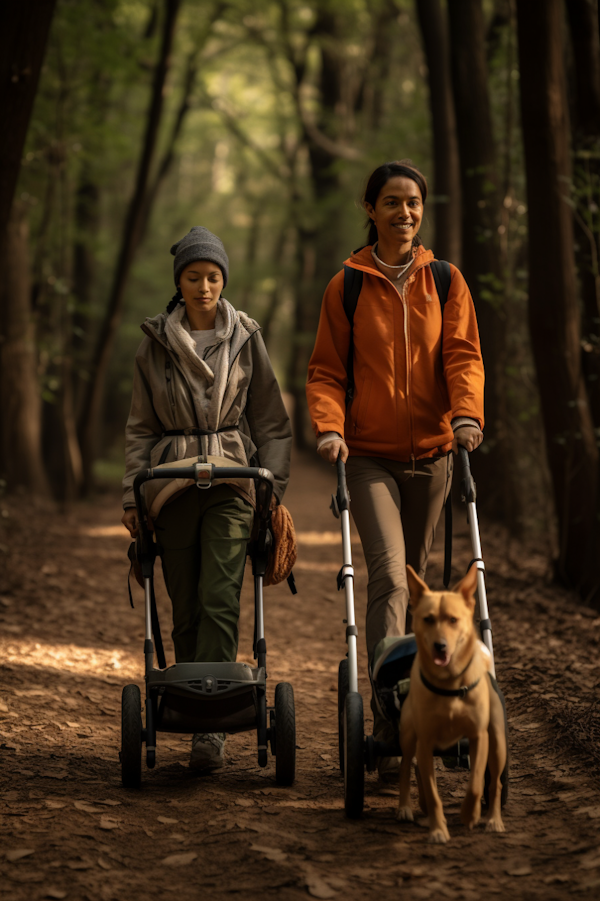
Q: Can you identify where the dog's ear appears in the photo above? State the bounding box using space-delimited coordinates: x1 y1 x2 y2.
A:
453 564 478 608
406 565 430 609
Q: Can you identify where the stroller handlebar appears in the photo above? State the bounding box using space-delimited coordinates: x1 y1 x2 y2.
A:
133 464 275 525
336 456 350 512
458 446 476 504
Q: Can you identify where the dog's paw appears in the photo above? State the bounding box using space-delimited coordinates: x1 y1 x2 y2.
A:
396 806 414 823
485 816 506 834
428 826 450 844
460 795 481 830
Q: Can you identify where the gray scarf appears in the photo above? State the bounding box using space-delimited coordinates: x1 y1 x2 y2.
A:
164 298 237 456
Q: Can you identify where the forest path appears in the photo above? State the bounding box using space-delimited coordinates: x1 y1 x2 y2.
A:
2 452 600 901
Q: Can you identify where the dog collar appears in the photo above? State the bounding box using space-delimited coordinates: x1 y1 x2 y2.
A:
419 669 481 700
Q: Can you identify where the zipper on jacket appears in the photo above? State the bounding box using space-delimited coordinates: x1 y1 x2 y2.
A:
165 360 176 407
390 277 416 460
403 279 417 462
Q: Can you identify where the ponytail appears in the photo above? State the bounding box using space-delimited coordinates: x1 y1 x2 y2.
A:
166 288 184 314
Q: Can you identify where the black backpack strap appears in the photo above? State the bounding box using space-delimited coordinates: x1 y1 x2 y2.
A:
342 264 363 407
430 260 451 314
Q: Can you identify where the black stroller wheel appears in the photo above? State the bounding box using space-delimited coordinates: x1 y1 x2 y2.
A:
484 678 509 809
121 684 142 789
343 691 364 818
274 682 296 786
338 659 349 773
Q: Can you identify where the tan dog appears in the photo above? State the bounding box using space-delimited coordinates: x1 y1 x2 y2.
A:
396 564 506 843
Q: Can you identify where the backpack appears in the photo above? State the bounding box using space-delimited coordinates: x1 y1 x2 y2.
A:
341 258 454 587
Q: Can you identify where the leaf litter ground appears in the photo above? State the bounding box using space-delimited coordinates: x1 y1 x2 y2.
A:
2 452 600 900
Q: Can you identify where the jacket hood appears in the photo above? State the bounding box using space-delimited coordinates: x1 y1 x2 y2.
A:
344 243 435 277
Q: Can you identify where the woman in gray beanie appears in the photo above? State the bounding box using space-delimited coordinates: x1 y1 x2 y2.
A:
121 227 292 771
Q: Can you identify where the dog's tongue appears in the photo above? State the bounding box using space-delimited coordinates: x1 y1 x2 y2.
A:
434 650 451 667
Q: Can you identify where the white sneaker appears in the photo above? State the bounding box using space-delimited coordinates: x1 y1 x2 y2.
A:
190 733 225 771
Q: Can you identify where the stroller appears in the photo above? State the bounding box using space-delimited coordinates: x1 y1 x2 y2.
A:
121 461 296 788
332 448 509 817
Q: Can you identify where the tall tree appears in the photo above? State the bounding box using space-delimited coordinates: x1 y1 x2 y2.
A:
565 0 600 430
0 0 56 491
516 0 599 594
415 0 462 266
78 0 181 488
0 0 57 248
447 0 506 509
0 204 49 495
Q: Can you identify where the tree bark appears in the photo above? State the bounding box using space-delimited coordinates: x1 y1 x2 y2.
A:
0 0 57 240
565 0 600 430
516 0 599 594
0 203 49 495
78 0 180 489
447 0 506 511
416 0 462 266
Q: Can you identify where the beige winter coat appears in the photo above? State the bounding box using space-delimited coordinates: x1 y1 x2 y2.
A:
122 299 292 521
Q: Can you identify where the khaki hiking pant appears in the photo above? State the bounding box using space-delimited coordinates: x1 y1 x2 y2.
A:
346 455 453 738
154 485 254 664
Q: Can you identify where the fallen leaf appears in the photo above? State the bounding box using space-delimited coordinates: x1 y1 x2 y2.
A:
543 875 570 885
98 858 112 870
97 799 121 807
157 816 179 825
250 844 288 862
235 798 254 807
74 801 102 813
45 800 67 809
6 848 35 862
162 852 197 867
305 869 336 899
506 866 532 877
99 816 119 830
44 890 67 899
3 791 19 800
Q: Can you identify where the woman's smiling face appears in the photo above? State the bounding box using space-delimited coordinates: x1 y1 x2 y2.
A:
365 175 423 248
179 261 223 319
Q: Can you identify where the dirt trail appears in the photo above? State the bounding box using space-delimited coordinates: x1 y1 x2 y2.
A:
2 452 600 901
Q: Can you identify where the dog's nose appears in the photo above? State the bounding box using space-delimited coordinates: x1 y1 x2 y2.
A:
434 641 447 654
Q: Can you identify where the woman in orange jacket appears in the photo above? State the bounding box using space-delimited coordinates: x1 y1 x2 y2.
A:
306 161 484 776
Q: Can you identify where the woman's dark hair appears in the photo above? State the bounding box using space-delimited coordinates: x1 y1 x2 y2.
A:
363 160 428 246
166 287 184 314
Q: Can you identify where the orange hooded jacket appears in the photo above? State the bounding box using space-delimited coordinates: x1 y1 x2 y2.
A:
306 245 484 462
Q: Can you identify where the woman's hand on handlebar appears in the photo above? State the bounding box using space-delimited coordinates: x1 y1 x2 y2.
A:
122 508 138 538
317 438 349 464
452 427 483 454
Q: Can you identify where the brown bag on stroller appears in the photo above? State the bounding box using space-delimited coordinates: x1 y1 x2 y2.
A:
265 503 297 588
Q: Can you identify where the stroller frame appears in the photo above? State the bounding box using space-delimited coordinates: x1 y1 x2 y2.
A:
332 448 508 817
120 462 296 789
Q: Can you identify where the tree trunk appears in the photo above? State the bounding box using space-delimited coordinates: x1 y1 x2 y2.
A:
0 0 56 241
516 0 599 594
0 203 49 495
565 0 600 430
416 0 462 266
78 0 180 489
447 0 506 512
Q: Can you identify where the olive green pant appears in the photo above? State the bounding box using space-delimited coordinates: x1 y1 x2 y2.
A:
346 455 453 739
154 485 254 664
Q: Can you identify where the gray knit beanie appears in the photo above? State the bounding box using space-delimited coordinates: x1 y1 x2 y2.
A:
170 226 229 288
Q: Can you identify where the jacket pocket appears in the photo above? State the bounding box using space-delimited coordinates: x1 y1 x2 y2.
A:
352 373 373 434
165 360 176 407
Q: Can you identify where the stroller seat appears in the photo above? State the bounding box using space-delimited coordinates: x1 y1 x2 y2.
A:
370 634 417 725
